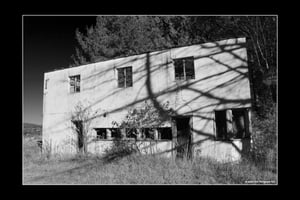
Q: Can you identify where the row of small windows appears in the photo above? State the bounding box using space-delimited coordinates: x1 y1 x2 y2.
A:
95 127 172 140
72 108 250 142
46 57 195 92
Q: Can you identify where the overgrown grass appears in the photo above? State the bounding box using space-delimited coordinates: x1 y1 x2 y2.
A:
250 104 277 175
24 104 277 184
23 137 277 184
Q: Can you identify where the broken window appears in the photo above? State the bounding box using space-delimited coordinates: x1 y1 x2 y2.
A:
109 128 121 138
232 109 250 139
139 128 172 140
125 128 137 139
158 128 172 140
144 128 155 140
95 128 107 139
92 127 173 141
70 75 80 93
94 128 122 140
215 108 250 140
174 57 195 80
118 67 133 88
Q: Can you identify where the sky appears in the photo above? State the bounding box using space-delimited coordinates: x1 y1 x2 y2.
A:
24 16 97 125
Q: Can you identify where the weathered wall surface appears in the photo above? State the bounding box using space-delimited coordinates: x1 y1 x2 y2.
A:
42 37 251 161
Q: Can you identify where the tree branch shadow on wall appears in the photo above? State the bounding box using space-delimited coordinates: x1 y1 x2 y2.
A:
43 40 252 165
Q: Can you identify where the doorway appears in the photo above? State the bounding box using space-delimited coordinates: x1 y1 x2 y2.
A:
173 116 192 160
72 120 83 152
215 110 227 140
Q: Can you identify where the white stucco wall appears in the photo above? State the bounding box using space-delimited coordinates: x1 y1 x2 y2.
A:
42 37 251 161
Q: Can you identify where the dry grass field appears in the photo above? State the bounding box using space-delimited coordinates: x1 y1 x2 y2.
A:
23 134 277 185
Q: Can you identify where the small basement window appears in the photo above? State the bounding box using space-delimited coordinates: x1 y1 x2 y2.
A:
109 128 121 138
95 128 107 139
125 128 137 139
69 75 80 93
94 128 122 140
118 67 133 88
158 128 172 140
144 128 155 140
174 57 195 80
93 127 173 140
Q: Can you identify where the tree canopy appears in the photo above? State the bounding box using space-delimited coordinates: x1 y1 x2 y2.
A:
70 16 277 116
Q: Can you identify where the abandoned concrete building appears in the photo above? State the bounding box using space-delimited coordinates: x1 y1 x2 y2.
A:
42 37 252 162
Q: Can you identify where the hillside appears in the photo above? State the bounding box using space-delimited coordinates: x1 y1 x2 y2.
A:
23 123 42 137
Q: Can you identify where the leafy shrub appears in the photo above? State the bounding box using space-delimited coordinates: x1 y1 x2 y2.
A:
103 100 174 162
102 139 139 163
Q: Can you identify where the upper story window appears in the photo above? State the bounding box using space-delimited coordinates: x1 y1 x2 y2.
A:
45 78 49 90
69 75 80 93
174 57 195 80
117 67 132 88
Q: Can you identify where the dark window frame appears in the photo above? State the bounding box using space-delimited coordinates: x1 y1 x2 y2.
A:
214 108 251 141
94 128 122 140
174 56 195 81
144 128 155 140
109 128 121 139
231 108 250 139
117 66 133 88
215 110 228 140
69 75 80 93
95 128 107 139
93 127 173 141
45 78 49 90
125 128 138 139
157 127 172 140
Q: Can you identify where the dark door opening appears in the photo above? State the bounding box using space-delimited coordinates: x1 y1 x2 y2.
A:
72 120 83 152
173 117 192 160
215 110 227 140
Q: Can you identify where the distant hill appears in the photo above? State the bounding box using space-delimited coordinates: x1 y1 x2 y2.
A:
24 123 42 129
24 123 42 137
